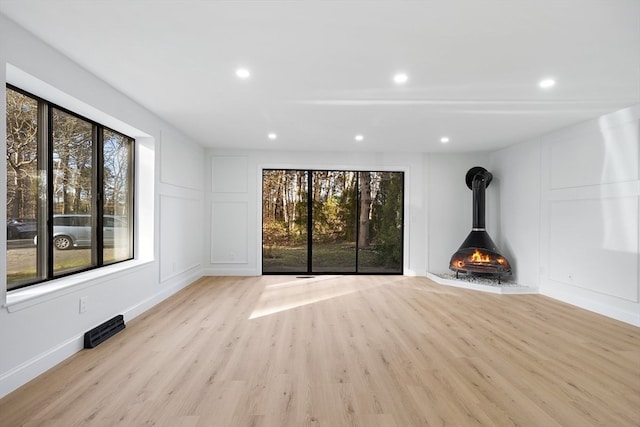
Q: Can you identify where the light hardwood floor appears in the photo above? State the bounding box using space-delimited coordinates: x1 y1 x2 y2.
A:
1 275 639 426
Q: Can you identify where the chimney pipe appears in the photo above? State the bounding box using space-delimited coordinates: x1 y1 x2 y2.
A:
468 168 492 230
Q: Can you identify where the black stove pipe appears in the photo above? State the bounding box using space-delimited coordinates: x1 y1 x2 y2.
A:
455 166 498 252
468 168 492 231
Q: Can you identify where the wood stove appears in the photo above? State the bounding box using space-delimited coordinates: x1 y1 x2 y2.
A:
449 167 512 282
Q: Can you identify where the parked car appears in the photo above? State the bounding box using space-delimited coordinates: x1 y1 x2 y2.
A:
33 214 128 250
6 218 37 240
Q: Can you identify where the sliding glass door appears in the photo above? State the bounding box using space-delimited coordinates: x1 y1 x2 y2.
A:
262 170 309 272
311 171 357 273
262 169 403 274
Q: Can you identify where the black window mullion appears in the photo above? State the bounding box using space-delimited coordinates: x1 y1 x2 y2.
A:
355 172 360 273
94 125 103 267
46 103 54 279
306 170 313 274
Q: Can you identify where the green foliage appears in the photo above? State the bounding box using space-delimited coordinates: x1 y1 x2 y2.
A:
338 185 357 241
312 196 353 243
262 220 289 257
371 173 403 268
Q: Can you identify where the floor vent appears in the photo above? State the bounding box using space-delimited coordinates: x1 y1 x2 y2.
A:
84 315 125 349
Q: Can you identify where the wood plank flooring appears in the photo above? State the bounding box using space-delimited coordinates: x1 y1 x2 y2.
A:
1 275 639 426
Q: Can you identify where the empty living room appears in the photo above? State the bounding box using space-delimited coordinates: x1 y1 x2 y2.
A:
1 1 639 426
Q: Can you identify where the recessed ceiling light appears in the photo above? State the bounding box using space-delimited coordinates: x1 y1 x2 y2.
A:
538 78 556 89
355 134 364 142
393 73 409 84
236 68 251 79
267 133 277 140
440 137 450 144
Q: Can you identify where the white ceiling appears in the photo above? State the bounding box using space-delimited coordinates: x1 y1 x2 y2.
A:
2 0 639 153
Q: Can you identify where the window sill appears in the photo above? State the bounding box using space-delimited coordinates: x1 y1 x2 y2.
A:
4 259 153 313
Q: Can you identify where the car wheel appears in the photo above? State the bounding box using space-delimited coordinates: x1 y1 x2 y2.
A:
54 235 73 250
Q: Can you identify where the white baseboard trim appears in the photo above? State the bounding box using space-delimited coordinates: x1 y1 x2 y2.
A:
540 286 640 327
0 271 203 400
0 335 84 399
202 268 259 276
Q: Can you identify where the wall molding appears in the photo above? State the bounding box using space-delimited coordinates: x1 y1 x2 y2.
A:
210 201 249 264
202 268 259 276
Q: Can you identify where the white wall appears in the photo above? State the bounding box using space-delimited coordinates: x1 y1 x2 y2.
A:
0 14 205 398
539 105 639 325
489 140 541 286
205 149 429 277
491 104 640 325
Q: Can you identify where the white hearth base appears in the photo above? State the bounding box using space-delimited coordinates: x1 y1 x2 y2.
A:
427 272 538 295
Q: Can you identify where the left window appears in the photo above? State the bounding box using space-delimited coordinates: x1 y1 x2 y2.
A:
6 85 134 291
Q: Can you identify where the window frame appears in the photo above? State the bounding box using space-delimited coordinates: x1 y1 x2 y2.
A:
261 168 405 275
6 84 135 291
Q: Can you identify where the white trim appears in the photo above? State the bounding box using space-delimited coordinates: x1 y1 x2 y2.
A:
540 283 640 327
202 268 259 276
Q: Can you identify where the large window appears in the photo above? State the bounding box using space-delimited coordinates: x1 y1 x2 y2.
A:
6 85 134 290
262 169 404 274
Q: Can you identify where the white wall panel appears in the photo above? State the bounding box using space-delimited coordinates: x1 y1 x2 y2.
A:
212 156 248 193
159 195 202 281
160 129 204 190
550 119 639 189
548 197 638 302
539 105 640 325
211 201 248 264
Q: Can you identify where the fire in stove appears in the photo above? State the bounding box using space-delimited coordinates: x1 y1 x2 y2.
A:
451 248 510 275
471 249 490 263
449 167 512 282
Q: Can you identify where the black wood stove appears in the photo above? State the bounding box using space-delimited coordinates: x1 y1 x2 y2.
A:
449 167 512 282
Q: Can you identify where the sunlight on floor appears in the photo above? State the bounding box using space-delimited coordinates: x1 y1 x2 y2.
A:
249 275 385 319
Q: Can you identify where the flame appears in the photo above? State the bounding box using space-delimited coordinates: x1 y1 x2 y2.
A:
470 249 491 263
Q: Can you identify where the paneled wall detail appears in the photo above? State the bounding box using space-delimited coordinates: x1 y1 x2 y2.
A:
549 120 639 189
160 129 204 190
159 195 203 282
211 201 249 264
548 197 638 302
212 156 248 193
209 155 250 269
539 108 640 325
